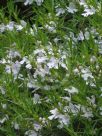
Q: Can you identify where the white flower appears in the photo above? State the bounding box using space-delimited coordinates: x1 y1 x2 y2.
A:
95 64 100 70
82 111 93 118
66 2 78 14
0 58 6 64
20 56 28 64
27 82 35 88
53 37 60 43
64 87 78 94
0 23 5 33
73 68 79 75
25 130 37 136
59 61 68 70
0 115 9 124
32 24 38 35
33 94 41 104
20 20 27 27
15 25 23 31
26 63 32 69
0 86 6 95
45 21 56 33
34 65 49 77
24 0 44 6
98 42 102 54
33 123 42 131
81 106 93 118
37 56 48 63
61 96 71 102
1 103 7 109
5 61 21 79
33 49 46 55
48 108 70 128
82 6 96 17
86 95 96 107
5 65 11 74
81 68 94 81
90 56 97 63
56 7 65 16
48 108 60 120
12 122 20 130
77 31 84 41
7 50 21 59
39 117 48 125
45 25 56 33
47 57 59 69
35 0 44 6
58 114 70 128
12 61 21 77
82 73 93 81
99 107 102 115
84 31 90 40
6 21 14 31
24 0 34 5
79 0 87 7
68 103 80 115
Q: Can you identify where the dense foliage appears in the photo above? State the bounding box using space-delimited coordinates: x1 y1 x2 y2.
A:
0 0 102 135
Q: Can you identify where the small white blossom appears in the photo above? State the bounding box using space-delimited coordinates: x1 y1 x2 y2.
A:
33 94 41 104
64 87 78 94
48 108 60 120
37 56 48 63
6 21 14 31
73 68 79 75
56 7 65 16
47 57 59 69
35 0 44 6
26 63 32 69
5 65 11 74
20 56 28 64
12 61 21 77
1 103 7 109
84 31 90 40
77 31 84 41
82 6 96 17
34 65 49 77
81 68 94 81
90 56 97 63
33 49 46 55
0 115 9 124
79 0 87 7
12 122 20 130
0 58 6 64
45 21 56 33
86 95 96 107
61 96 71 102
7 50 21 59
48 108 70 128
33 123 42 131
20 20 27 27
81 106 93 118
0 23 5 33
57 114 70 128
15 25 23 31
99 107 102 115
0 86 6 95
5 61 21 79
24 0 34 5
66 2 78 14
25 130 37 136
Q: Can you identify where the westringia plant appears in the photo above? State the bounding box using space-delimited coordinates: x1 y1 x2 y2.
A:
0 0 102 135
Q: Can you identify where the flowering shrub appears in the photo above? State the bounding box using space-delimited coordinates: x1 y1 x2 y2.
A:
0 0 102 135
